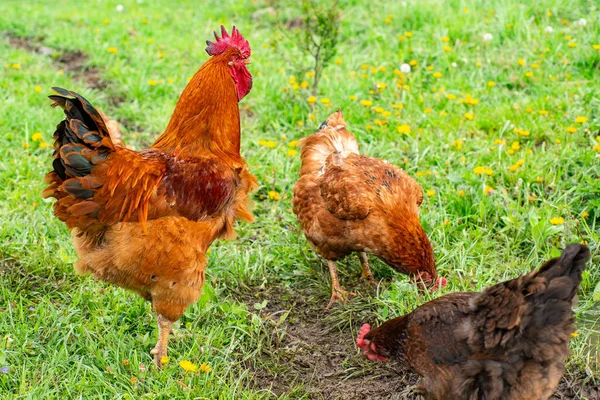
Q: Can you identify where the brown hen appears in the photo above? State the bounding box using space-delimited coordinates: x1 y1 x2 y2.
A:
358 244 590 400
292 110 443 309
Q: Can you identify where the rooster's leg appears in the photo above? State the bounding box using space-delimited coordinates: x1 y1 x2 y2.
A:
150 313 174 368
358 252 376 284
326 260 349 309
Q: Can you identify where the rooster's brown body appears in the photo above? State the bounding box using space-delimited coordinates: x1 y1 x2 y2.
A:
43 28 256 366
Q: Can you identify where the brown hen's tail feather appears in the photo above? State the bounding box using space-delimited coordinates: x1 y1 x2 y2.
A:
297 110 360 176
43 87 115 203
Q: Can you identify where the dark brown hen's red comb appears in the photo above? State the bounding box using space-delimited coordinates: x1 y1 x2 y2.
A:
205 25 251 58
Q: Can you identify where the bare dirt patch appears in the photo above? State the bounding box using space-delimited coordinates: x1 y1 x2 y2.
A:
235 285 421 399
6 33 108 90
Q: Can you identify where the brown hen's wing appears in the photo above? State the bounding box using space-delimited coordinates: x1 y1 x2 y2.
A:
319 153 423 220
407 293 474 367
43 88 237 233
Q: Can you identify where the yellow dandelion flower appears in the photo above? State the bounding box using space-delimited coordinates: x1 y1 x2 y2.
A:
463 7 469 12
32 132 43 141
568 42 576 48
34 85 42 93
141 18 148 23
525 71 533 77
566 126 577 133
39 141 50 149
306 71 315 78
483 168 494 175
122 359 130 366
593 144 600 152
464 112 474 120
426 190 435 197
397 124 411 134
508 165 519 172
494 139 506 145
516 159 525 166
433 72 443 78
130 377 137 384
288 140 298 147
459 156 466 163
442 36 450 42
405 32 413 37
593 44 600 50
443 45 451 52
581 211 589 218
549 217 564 225
309 113 315 121
307 96 317 104
392 103 404 109
268 191 281 201
160 356 169 365
349 95 357 101
446 94 457 100
570 332 579 338
409 59 418 66
555 138 561 144
424 108 432 114
301 81 309 89
148 79 157 86
179 360 198 372
518 59 526 66
320 97 331 105
287 149 297 157
476 61 482 67
511 141 520 150
258 140 276 148
539 110 548 115
103 19 109 24
457 189 465 196
374 106 384 113
199 362 212 373
488 81 495 87
575 116 587 123
473 166 485 175
147 38 154 44
335 59 342 64
289 77 297 85
107 47 117 54
483 185 494 195
360 100 373 107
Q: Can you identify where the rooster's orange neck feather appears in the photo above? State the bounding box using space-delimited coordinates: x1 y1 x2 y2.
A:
153 53 242 166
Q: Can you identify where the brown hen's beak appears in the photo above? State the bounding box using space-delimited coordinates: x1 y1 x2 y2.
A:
411 272 447 292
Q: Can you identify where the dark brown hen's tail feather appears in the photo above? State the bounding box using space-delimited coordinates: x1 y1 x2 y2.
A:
536 243 590 299
43 88 115 203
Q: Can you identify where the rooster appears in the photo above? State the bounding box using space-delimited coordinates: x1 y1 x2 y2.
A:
357 244 590 400
292 110 445 309
42 26 257 367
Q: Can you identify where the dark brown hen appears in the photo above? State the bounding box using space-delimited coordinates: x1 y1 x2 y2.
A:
358 244 590 400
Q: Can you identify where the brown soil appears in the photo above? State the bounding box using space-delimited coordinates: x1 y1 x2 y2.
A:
235 285 598 400
6 33 108 89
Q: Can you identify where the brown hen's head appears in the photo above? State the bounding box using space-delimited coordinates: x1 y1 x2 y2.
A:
382 218 445 291
357 319 408 362
205 26 252 100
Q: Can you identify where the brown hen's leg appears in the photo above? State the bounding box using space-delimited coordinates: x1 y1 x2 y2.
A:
150 313 174 368
357 252 376 284
326 260 349 310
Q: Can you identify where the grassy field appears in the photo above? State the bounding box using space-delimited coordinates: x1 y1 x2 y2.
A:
1 0 599 398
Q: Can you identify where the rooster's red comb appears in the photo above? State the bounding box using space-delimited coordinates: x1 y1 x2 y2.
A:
205 25 251 58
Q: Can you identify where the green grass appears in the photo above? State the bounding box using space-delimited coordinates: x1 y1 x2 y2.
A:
0 0 599 398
